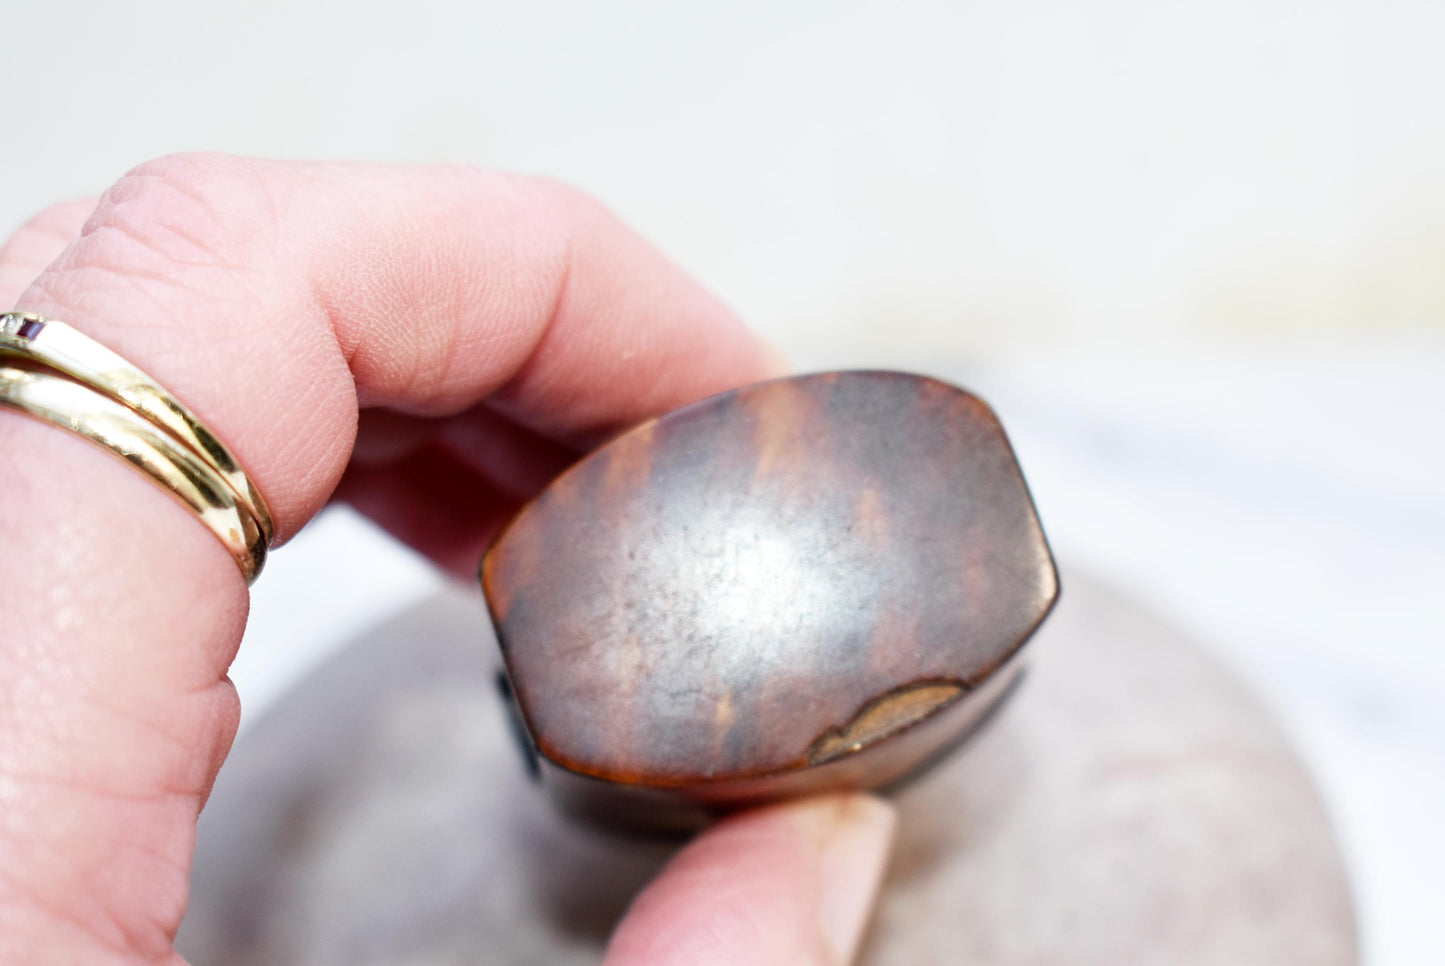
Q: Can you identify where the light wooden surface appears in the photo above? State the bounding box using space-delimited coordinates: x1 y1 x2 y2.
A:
179 569 1355 965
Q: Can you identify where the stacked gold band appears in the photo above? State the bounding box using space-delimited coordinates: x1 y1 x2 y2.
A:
0 312 271 583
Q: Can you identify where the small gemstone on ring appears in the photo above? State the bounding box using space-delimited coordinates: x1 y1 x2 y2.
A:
16 318 44 340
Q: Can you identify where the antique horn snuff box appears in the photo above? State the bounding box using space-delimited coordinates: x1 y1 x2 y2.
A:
481 370 1058 830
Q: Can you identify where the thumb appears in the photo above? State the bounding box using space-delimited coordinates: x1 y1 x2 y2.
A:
604 795 897 966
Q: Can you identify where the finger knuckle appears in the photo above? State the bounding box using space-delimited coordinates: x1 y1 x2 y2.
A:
28 154 278 313
95 153 273 267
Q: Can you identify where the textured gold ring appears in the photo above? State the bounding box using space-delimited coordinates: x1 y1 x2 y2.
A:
0 312 274 544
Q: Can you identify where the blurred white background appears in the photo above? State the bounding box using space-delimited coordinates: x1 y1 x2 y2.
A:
2 1 1442 962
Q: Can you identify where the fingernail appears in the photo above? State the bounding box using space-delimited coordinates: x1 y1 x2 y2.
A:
795 795 898 964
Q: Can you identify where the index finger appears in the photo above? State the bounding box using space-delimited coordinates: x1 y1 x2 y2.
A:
0 154 781 957
17 154 783 538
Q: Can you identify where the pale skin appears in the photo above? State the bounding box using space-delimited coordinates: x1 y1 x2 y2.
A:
0 155 897 965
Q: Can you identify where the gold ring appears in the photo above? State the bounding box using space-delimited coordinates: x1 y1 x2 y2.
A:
0 363 268 582
0 312 274 544
0 309 273 583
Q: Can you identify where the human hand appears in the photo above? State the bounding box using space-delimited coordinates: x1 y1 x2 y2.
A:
0 156 895 965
